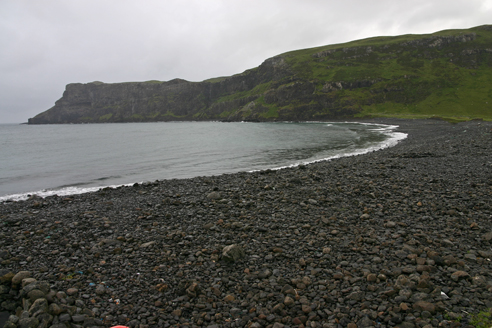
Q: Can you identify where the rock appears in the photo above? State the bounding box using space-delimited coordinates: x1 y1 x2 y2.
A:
413 301 436 314
22 281 50 295
207 191 221 200
66 287 78 296
322 247 331 254
284 296 295 306
357 316 374 327
224 294 235 302
11 271 31 286
27 289 45 302
394 275 415 290
17 317 39 328
140 241 156 248
482 231 492 241
48 303 63 316
0 271 15 284
478 250 492 258
451 271 471 281
28 298 48 316
221 244 245 262
186 282 199 298
302 305 312 313
95 284 106 295
21 278 36 288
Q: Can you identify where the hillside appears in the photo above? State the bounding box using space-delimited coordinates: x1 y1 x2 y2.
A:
28 25 492 124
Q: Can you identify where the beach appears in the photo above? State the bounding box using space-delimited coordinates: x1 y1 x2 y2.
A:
1 118 491 328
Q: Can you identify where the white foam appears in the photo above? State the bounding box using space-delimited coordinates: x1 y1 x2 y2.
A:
251 123 407 171
0 183 135 203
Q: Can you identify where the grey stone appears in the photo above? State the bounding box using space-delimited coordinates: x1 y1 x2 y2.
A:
59 313 71 322
17 317 39 328
28 297 48 316
222 244 245 262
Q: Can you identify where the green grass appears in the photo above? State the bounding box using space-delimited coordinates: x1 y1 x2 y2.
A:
470 310 492 328
98 113 113 121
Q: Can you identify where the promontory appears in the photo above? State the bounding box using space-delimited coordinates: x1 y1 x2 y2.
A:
28 25 492 124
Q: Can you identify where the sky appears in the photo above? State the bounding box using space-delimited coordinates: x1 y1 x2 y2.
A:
0 0 491 123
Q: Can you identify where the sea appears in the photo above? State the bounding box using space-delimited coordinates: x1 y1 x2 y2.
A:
0 121 407 202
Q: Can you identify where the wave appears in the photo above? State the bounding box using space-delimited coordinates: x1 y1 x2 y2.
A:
0 183 136 203
250 123 407 171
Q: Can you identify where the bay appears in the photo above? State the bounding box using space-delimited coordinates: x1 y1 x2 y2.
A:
0 121 406 201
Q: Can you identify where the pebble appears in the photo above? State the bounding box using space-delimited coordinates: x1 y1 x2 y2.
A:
1 119 492 328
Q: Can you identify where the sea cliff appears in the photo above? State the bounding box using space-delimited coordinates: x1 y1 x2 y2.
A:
28 25 492 124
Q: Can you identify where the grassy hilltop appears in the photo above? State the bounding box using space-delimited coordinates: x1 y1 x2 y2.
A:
273 25 492 121
29 25 492 124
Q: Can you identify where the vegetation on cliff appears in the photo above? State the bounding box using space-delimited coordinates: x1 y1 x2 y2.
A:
29 25 492 124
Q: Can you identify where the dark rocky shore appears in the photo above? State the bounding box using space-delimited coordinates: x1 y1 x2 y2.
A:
1 119 492 328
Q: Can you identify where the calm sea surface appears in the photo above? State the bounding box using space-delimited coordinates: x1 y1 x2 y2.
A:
0 122 406 201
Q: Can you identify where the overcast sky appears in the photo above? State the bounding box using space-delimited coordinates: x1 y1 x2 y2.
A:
0 0 491 123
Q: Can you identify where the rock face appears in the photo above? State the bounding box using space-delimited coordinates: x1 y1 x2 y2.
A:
28 25 492 124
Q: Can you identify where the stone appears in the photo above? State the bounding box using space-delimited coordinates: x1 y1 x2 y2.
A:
322 247 331 254
400 302 410 311
367 274 377 282
221 244 245 262
482 231 492 241
357 316 373 327
66 287 78 296
284 296 295 306
302 305 312 313
413 301 436 314
21 278 36 288
140 241 156 248
450 270 471 281
72 314 86 323
59 313 71 322
224 294 235 302
11 271 31 286
95 284 106 295
0 271 15 284
22 281 50 295
27 289 46 302
29 298 48 316
394 275 415 290
17 317 39 328
49 303 63 315
207 191 221 200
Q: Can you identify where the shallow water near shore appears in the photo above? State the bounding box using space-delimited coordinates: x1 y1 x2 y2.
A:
0 121 406 201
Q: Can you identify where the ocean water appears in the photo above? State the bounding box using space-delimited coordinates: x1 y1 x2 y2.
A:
0 121 406 201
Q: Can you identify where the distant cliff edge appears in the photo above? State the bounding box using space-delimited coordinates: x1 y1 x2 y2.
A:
29 25 492 124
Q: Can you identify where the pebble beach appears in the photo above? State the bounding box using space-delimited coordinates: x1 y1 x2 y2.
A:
1 118 492 328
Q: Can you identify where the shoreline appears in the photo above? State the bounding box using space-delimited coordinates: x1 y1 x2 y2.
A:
0 120 405 203
1 118 492 328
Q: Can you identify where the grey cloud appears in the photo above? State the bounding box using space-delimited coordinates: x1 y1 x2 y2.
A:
0 0 491 122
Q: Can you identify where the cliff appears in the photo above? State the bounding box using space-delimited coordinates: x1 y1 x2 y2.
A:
28 25 492 124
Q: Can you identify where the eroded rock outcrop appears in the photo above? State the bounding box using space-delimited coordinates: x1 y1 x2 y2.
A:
28 25 492 124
